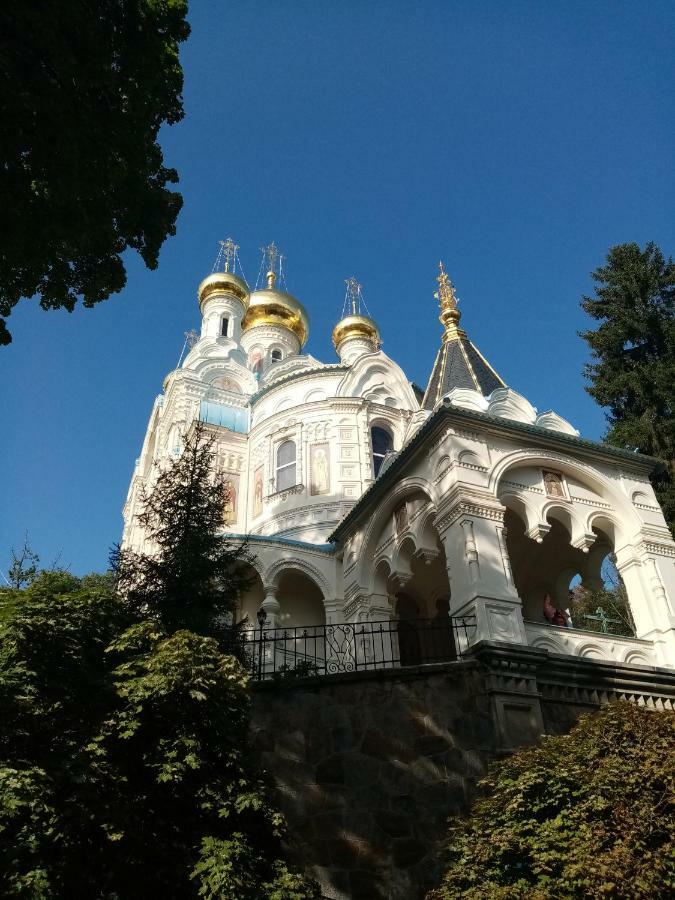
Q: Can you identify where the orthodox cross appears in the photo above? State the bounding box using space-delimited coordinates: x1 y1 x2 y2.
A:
219 237 239 273
345 276 362 316
185 329 200 349
261 241 283 277
583 606 622 634
176 329 200 367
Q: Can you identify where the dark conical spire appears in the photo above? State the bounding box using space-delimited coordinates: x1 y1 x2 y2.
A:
421 262 505 410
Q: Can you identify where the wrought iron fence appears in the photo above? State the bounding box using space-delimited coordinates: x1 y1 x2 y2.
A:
240 616 476 682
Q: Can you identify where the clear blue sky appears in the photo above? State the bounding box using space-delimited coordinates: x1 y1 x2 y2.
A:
2 1 674 577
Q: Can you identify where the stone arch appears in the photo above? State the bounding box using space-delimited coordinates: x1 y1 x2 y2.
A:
576 641 606 660
586 511 620 546
359 477 438 593
264 557 331 601
543 501 575 536
531 637 565 654
457 449 482 467
624 649 651 666
502 505 612 620
489 449 641 546
435 455 451 478
235 564 265 630
417 507 442 551
304 389 326 403
499 492 538 535
373 557 391 595
274 397 293 413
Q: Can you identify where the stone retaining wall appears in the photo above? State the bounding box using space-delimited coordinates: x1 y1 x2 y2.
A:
251 661 495 900
250 645 675 900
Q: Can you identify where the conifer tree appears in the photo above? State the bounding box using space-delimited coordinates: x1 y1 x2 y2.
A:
580 242 675 534
114 419 252 640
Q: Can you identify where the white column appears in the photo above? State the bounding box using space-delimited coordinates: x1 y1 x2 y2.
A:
436 501 527 646
261 583 281 628
617 541 675 667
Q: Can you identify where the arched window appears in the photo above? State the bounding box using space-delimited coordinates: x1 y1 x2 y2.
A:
271 349 282 362
371 426 393 477
276 440 296 491
221 316 229 337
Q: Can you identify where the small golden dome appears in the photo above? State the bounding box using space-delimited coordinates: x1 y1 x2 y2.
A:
332 314 381 352
197 272 250 312
242 272 309 347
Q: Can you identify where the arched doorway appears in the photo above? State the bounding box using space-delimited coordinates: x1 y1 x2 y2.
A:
392 536 456 665
273 569 327 675
503 508 623 631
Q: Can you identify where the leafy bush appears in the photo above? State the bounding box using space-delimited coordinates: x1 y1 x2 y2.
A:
429 702 675 899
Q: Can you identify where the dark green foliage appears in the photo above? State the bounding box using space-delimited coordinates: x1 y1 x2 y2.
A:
87 627 320 898
0 1 190 345
114 420 253 640
0 580 319 897
571 585 634 637
429 702 675 899
0 427 318 896
569 558 635 638
580 242 675 534
0 572 130 895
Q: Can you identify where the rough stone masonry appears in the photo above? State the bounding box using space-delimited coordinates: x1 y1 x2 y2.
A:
250 646 675 900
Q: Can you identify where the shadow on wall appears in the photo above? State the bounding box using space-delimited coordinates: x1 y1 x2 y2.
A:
250 665 496 900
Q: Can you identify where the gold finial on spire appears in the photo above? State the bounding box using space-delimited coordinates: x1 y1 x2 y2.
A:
219 237 239 273
434 261 463 341
260 241 283 289
345 276 362 316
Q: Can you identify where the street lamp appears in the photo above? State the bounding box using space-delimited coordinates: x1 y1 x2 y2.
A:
256 606 267 679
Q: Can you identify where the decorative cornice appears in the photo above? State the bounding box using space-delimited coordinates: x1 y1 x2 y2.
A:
568 493 612 510
264 483 305 503
435 500 505 532
639 541 675 559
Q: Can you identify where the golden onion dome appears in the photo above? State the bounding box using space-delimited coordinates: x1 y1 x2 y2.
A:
332 314 381 352
242 272 309 347
197 272 250 312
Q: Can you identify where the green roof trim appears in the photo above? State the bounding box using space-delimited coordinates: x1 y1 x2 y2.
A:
328 400 659 544
226 532 336 554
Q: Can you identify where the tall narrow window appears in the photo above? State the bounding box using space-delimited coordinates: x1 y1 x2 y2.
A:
371 426 393 477
221 317 229 337
276 440 296 491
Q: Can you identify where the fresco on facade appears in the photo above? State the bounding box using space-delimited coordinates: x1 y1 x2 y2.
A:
310 443 330 495
543 470 565 498
223 475 239 525
253 466 264 517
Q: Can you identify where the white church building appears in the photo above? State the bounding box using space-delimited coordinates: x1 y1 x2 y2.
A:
122 240 675 672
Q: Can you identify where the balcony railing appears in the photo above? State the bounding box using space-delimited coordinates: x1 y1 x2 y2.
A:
240 616 476 682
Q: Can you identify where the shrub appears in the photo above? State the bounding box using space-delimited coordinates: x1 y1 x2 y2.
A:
429 702 675 899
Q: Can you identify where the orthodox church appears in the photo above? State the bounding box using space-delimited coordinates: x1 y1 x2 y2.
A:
122 240 675 672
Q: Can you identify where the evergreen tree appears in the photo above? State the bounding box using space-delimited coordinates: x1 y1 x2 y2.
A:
580 242 675 534
114 420 252 640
